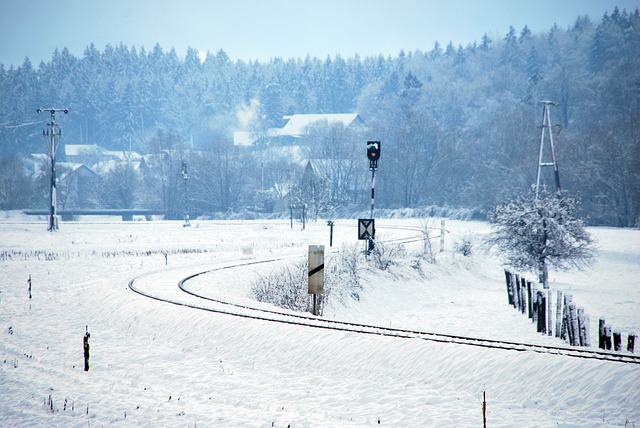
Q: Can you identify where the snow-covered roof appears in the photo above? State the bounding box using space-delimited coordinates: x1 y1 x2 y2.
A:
103 150 143 161
65 144 104 157
56 162 101 181
275 113 360 138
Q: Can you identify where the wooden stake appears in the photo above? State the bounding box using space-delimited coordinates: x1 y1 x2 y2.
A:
505 271 513 305
604 326 612 350
547 289 553 336
599 318 606 349
555 290 563 338
569 303 579 346
577 307 586 346
482 391 487 428
628 332 636 353
527 281 533 319
584 314 591 347
613 330 622 351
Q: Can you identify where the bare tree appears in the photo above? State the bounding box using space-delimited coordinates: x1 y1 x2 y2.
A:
487 190 596 288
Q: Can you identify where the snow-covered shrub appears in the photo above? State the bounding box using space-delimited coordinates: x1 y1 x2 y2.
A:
455 233 475 257
250 243 367 313
250 259 309 312
369 237 405 271
419 220 437 263
325 243 363 302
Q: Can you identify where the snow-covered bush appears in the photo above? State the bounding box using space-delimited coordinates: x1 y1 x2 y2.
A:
455 233 475 257
325 243 364 302
250 243 367 313
369 237 405 271
419 220 437 263
250 259 309 312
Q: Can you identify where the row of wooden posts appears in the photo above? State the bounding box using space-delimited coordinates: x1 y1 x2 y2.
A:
504 271 636 353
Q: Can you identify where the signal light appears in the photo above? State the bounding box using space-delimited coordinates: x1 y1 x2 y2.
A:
367 141 381 161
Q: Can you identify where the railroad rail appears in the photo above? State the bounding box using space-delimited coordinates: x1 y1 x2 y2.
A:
128 248 640 366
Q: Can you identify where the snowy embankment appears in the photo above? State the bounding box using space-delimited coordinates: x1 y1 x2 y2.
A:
0 217 638 427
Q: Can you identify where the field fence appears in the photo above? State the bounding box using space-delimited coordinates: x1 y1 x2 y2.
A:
504 270 636 353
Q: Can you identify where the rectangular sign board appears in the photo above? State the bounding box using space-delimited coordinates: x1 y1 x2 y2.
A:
308 245 324 294
358 218 375 240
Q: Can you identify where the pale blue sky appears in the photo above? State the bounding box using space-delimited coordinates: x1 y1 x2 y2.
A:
0 0 636 67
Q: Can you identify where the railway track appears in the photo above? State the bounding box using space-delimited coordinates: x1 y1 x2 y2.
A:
128 249 640 366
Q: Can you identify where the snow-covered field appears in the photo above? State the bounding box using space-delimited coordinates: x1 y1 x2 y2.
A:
0 214 638 427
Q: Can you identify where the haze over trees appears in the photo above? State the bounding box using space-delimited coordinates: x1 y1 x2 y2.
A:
0 8 638 226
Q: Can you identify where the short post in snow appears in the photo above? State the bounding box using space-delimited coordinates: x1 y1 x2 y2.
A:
326 220 335 247
598 318 606 349
628 332 637 353
482 391 487 428
83 325 90 372
28 274 32 300
308 245 324 316
613 329 622 351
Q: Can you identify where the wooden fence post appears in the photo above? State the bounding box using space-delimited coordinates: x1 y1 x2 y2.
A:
584 314 591 347
514 274 521 310
604 326 612 350
555 290 563 338
561 293 572 342
547 289 553 336
628 332 637 353
537 291 547 334
599 318 606 349
577 307 586 346
532 285 538 324
569 304 580 346
505 271 513 306
613 330 622 351
527 281 533 319
520 278 527 315
536 291 543 333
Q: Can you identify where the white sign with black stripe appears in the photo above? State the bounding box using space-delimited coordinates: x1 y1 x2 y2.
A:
308 245 324 294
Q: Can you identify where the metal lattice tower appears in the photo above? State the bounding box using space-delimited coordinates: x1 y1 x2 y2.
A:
535 101 561 198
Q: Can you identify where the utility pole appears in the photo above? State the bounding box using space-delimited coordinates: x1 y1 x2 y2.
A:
535 101 561 198
37 108 68 231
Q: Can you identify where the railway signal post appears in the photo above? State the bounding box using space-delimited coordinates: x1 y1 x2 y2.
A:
364 141 380 252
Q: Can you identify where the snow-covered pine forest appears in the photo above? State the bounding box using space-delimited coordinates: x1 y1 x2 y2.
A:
1 8 639 226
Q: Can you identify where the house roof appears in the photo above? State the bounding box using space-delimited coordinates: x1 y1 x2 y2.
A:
66 144 142 161
65 144 104 157
273 113 360 138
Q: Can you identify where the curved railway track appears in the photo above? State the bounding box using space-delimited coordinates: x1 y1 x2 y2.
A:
128 224 640 365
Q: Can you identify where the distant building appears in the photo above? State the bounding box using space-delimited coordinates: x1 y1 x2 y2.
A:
234 113 362 147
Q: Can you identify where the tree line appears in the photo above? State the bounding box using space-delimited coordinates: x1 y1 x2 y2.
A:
1 7 638 226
